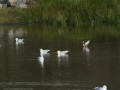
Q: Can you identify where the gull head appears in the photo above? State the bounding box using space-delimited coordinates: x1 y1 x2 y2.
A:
82 41 85 44
57 50 60 54
39 48 43 52
103 85 107 89
15 38 18 41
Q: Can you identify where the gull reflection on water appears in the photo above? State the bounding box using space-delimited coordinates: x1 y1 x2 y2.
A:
42 53 50 59
57 54 68 66
16 42 24 45
16 42 24 50
37 53 50 69
37 56 44 68
83 47 90 60
37 55 45 84
15 42 24 55
83 47 91 67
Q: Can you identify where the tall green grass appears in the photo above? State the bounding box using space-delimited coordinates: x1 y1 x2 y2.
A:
18 0 120 25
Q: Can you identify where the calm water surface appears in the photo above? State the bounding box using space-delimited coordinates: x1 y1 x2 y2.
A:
0 24 120 90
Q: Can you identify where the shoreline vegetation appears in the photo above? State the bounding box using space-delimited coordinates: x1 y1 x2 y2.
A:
1 0 120 25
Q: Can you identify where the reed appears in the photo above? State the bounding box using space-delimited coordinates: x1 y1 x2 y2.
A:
18 0 120 25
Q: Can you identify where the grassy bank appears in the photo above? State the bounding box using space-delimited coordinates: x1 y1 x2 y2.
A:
0 7 20 24
0 0 120 25
18 0 120 25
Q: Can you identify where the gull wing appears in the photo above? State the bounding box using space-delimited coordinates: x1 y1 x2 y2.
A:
61 50 69 54
20 39 24 41
85 40 90 45
43 49 50 53
94 87 103 90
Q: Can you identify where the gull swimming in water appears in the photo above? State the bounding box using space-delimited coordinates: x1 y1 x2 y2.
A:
82 40 90 47
57 50 69 56
15 38 24 43
94 85 107 90
39 48 51 55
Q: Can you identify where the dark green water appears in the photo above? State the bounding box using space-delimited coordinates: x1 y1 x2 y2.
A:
0 24 120 90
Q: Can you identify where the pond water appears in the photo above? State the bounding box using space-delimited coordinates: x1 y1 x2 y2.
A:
0 24 120 90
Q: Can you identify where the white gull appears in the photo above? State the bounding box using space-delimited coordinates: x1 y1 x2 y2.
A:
94 85 107 90
82 40 90 47
15 38 24 43
57 50 69 56
39 48 50 55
